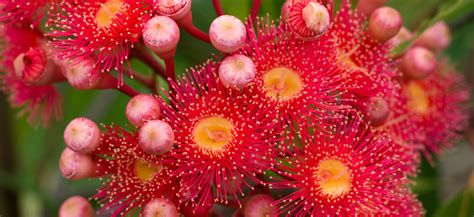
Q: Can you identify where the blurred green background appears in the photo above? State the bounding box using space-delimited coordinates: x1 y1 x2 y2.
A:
0 0 473 216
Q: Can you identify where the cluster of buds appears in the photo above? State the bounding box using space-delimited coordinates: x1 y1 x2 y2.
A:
0 0 470 216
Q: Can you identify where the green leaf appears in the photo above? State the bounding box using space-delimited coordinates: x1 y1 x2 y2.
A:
434 188 474 217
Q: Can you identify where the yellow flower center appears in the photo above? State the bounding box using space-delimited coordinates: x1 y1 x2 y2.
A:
192 116 234 151
134 159 162 182
314 158 351 199
263 67 304 101
404 81 430 114
95 0 124 28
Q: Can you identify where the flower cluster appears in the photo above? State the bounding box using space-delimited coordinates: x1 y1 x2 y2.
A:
0 0 470 216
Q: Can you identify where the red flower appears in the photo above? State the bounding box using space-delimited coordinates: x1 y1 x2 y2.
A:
1 24 62 125
271 119 406 216
398 63 470 157
0 0 59 25
161 61 282 206
48 0 152 82
238 19 350 135
91 125 178 216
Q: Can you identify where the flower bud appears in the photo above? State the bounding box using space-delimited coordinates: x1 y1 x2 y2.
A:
209 15 247 53
288 1 330 39
365 96 390 126
218 54 256 89
154 0 191 20
356 0 388 16
281 1 290 22
59 148 95 180
368 7 402 42
13 47 64 85
415 21 451 52
126 94 161 127
59 196 93 217
143 16 180 58
64 117 101 153
243 194 276 217
63 61 101 90
402 47 436 79
139 120 175 155
388 27 412 47
143 198 179 217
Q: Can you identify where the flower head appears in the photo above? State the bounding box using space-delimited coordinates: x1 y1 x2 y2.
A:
91 125 177 216
49 0 152 82
238 19 350 133
398 62 470 156
0 0 58 25
271 119 406 216
161 61 282 206
1 24 62 125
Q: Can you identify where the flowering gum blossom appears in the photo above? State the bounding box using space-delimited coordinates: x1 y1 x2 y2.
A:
59 148 95 180
64 117 101 154
218 54 256 89
209 15 247 53
143 198 179 217
143 16 180 58
138 120 175 155
402 47 436 80
59 196 93 217
368 7 402 42
243 194 276 217
126 94 161 127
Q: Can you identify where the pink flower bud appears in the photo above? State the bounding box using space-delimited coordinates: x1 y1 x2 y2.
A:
368 7 402 42
243 194 276 217
139 120 175 155
218 54 256 89
209 15 247 53
154 0 192 20
402 47 437 79
13 47 64 85
356 0 388 16
64 117 101 153
365 96 390 126
143 198 179 217
63 61 101 90
415 21 451 52
126 94 161 127
388 27 412 47
288 1 330 39
59 148 95 180
281 1 290 22
59 196 93 217
143 16 180 58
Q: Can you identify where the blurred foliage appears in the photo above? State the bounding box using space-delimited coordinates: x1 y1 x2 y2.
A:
0 0 473 216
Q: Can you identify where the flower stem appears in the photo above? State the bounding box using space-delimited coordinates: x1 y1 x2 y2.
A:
164 57 176 81
212 0 224 16
116 83 140 97
132 46 167 78
250 0 262 23
178 13 211 43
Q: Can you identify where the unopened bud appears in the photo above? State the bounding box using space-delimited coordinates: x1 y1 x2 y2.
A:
64 117 101 153
288 1 330 39
209 15 247 53
402 47 437 79
139 120 175 155
356 0 388 16
143 198 179 217
415 21 451 52
243 194 276 217
388 27 412 47
365 96 390 126
59 148 95 180
59 196 93 217
126 94 161 127
154 0 191 20
218 54 256 89
368 7 402 42
143 16 180 58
